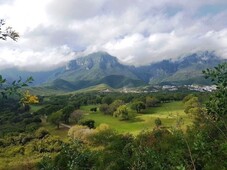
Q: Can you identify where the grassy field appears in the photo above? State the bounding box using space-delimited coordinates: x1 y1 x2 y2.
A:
30 104 45 112
36 101 193 137
0 101 192 170
80 101 193 135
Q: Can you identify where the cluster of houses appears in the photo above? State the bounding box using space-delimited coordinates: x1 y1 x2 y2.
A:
101 84 217 93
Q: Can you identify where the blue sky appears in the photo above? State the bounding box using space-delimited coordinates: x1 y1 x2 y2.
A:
0 0 227 71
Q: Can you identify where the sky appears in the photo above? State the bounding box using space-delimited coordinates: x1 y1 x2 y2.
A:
0 0 227 71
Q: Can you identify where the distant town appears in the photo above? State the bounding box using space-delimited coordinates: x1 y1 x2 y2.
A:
101 85 217 93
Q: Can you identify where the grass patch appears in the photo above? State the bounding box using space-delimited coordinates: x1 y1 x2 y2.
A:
81 101 193 135
29 104 45 112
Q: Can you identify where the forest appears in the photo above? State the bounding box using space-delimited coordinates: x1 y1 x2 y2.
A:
0 63 226 169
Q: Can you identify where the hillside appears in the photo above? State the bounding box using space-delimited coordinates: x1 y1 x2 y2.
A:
45 52 145 91
1 51 225 92
132 51 225 85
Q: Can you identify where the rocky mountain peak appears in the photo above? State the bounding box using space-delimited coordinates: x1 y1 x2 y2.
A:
66 51 120 71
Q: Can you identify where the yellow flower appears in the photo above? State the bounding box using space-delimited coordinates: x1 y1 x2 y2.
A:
20 90 39 105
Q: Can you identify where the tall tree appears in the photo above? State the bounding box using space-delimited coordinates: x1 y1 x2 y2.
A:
203 62 227 118
131 101 146 113
113 105 135 120
62 105 75 123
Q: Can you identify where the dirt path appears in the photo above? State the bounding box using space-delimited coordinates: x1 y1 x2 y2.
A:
60 123 72 129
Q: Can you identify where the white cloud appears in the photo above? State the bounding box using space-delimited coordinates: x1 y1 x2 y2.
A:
0 0 227 70
0 45 75 71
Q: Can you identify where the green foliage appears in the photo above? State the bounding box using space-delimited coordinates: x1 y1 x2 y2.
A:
90 107 97 112
48 110 63 129
80 119 95 129
101 96 113 105
203 62 227 117
38 141 97 170
62 105 75 123
146 96 159 107
35 128 49 139
89 125 117 146
2 62 227 169
184 96 200 114
110 99 124 111
0 19 19 41
155 118 162 127
182 94 195 103
131 101 146 113
113 105 135 120
99 103 112 115
0 76 33 99
0 75 6 84
0 98 42 137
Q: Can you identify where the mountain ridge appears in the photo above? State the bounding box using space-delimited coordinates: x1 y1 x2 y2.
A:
1 51 226 91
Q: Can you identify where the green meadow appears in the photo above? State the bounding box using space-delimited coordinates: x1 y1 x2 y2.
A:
80 101 193 135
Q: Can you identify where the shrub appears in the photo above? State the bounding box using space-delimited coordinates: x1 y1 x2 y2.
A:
80 119 95 129
35 127 49 139
68 125 94 143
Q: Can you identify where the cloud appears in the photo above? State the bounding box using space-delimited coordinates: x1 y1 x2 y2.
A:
0 0 227 70
0 45 76 71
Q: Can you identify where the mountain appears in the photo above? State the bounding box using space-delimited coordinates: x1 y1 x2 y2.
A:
46 51 145 90
1 51 225 92
132 51 225 85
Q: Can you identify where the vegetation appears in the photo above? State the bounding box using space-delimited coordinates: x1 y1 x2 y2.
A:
0 19 19 41
131 100 146 113
0 63 226 169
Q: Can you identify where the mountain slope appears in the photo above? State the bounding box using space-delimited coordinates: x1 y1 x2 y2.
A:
58 51 139 81
133 51 225 85
1 51 225 92
46 52 144 90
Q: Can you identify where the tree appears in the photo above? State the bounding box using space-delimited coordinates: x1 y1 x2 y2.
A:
80 120 95 129
110 99 124 112
0 19 19 41
35 127 49 139
90 107 97 112
62 105 75 123
0 20 33 99
183 94 195 103
155 118 162 127
0 19 18 87
70 110 84 124
99 104 112 115
184 96 201 115
20 90 39 105
146 96 159 107
48 110 63 129
113 105 135 120
203 62 227 118
101 96 113 105
131 101 146 113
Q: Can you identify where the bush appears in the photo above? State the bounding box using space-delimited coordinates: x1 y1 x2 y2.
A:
99 104 112 115
35 127 49 139
68 125 94 143
113 105 135 121
90 107 97 112
80 120 95 129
